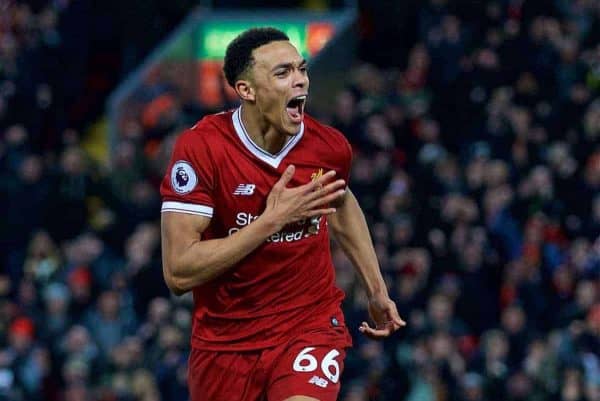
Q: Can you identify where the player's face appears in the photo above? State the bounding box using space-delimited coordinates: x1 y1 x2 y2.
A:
249 41 309 136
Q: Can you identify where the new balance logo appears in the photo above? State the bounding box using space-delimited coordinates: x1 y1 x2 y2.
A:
308 376 328 388
233 184 256 195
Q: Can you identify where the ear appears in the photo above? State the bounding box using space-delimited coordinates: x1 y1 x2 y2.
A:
235 80 255 102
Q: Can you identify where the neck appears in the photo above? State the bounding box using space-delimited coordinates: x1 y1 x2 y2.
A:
240 104 291 154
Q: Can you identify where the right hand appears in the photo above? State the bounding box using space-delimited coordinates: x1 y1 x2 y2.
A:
262 165 346 231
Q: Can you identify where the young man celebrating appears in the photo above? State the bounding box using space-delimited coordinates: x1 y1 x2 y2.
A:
160 27 405 401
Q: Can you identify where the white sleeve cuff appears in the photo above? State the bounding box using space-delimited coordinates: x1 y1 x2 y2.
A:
161 201 213 217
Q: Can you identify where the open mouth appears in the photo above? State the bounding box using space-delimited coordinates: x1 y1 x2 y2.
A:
286 95 307 124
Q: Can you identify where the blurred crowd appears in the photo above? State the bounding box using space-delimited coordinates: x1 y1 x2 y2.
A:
0 0 71 150
330 1 600 400
1 0 600 401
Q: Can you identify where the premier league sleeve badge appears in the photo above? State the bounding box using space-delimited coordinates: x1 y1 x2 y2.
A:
170 160 198 194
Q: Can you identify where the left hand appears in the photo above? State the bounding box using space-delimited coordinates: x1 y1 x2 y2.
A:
359 292 406 340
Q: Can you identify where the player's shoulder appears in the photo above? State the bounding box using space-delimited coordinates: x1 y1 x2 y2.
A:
303 114 351 151
178 110 234 145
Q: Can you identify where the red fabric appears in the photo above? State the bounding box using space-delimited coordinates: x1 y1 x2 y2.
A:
188 323 350 401
160 109 353 351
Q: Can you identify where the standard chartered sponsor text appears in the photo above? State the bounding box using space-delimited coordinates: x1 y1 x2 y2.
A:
228 212 317 243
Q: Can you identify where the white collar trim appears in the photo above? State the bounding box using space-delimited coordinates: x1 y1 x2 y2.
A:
231 107 304 168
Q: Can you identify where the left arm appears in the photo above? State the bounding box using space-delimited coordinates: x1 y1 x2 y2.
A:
328 188 406 339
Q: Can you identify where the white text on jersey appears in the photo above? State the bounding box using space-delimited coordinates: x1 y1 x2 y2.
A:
229 212 321 243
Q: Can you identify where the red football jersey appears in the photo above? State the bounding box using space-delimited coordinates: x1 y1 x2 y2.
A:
160 108 353 350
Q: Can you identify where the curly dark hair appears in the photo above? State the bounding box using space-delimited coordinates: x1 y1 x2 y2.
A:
223 27 289 88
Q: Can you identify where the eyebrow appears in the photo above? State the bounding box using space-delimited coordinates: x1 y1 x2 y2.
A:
271 59 307 72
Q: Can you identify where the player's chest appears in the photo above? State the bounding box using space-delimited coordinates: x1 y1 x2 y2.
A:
212 152 331 220
217 162 327 208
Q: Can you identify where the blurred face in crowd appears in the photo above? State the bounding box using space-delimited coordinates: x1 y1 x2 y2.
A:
98 291 120 320
461 242 483 271
585 152 600 185
334 90 355 123
584 101 600 138
462 373 484 401
575 280 597 309
483 330 508 360
5 125 27 145
501 305 526 334
507 372 533 401
19 155 43 183
428 294 453 325
159 325 184 351
562 368 583 401
64 325 91 354
64 383 90 401
429 331 454 361
60 147 86 175
239 40 309 136
442 15 461 41
342 385 369 401
485 160 509 187
18 280 36 306
111 337 142 368
148 297 171 325
46 293 69 315
28 230 55 258
366 114 394 149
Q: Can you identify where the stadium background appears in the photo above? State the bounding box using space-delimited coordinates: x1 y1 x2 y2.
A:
1 0 599 400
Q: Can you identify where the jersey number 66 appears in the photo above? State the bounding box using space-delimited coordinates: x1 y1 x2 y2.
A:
292 347 340 383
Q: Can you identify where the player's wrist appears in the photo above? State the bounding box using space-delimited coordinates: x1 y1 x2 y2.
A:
365 283 388 300
256 212 285 236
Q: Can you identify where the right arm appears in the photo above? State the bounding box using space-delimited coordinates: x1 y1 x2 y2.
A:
161 211 277 296
161 165 345 295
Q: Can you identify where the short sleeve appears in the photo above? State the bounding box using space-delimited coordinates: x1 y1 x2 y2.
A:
160 128 215 218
